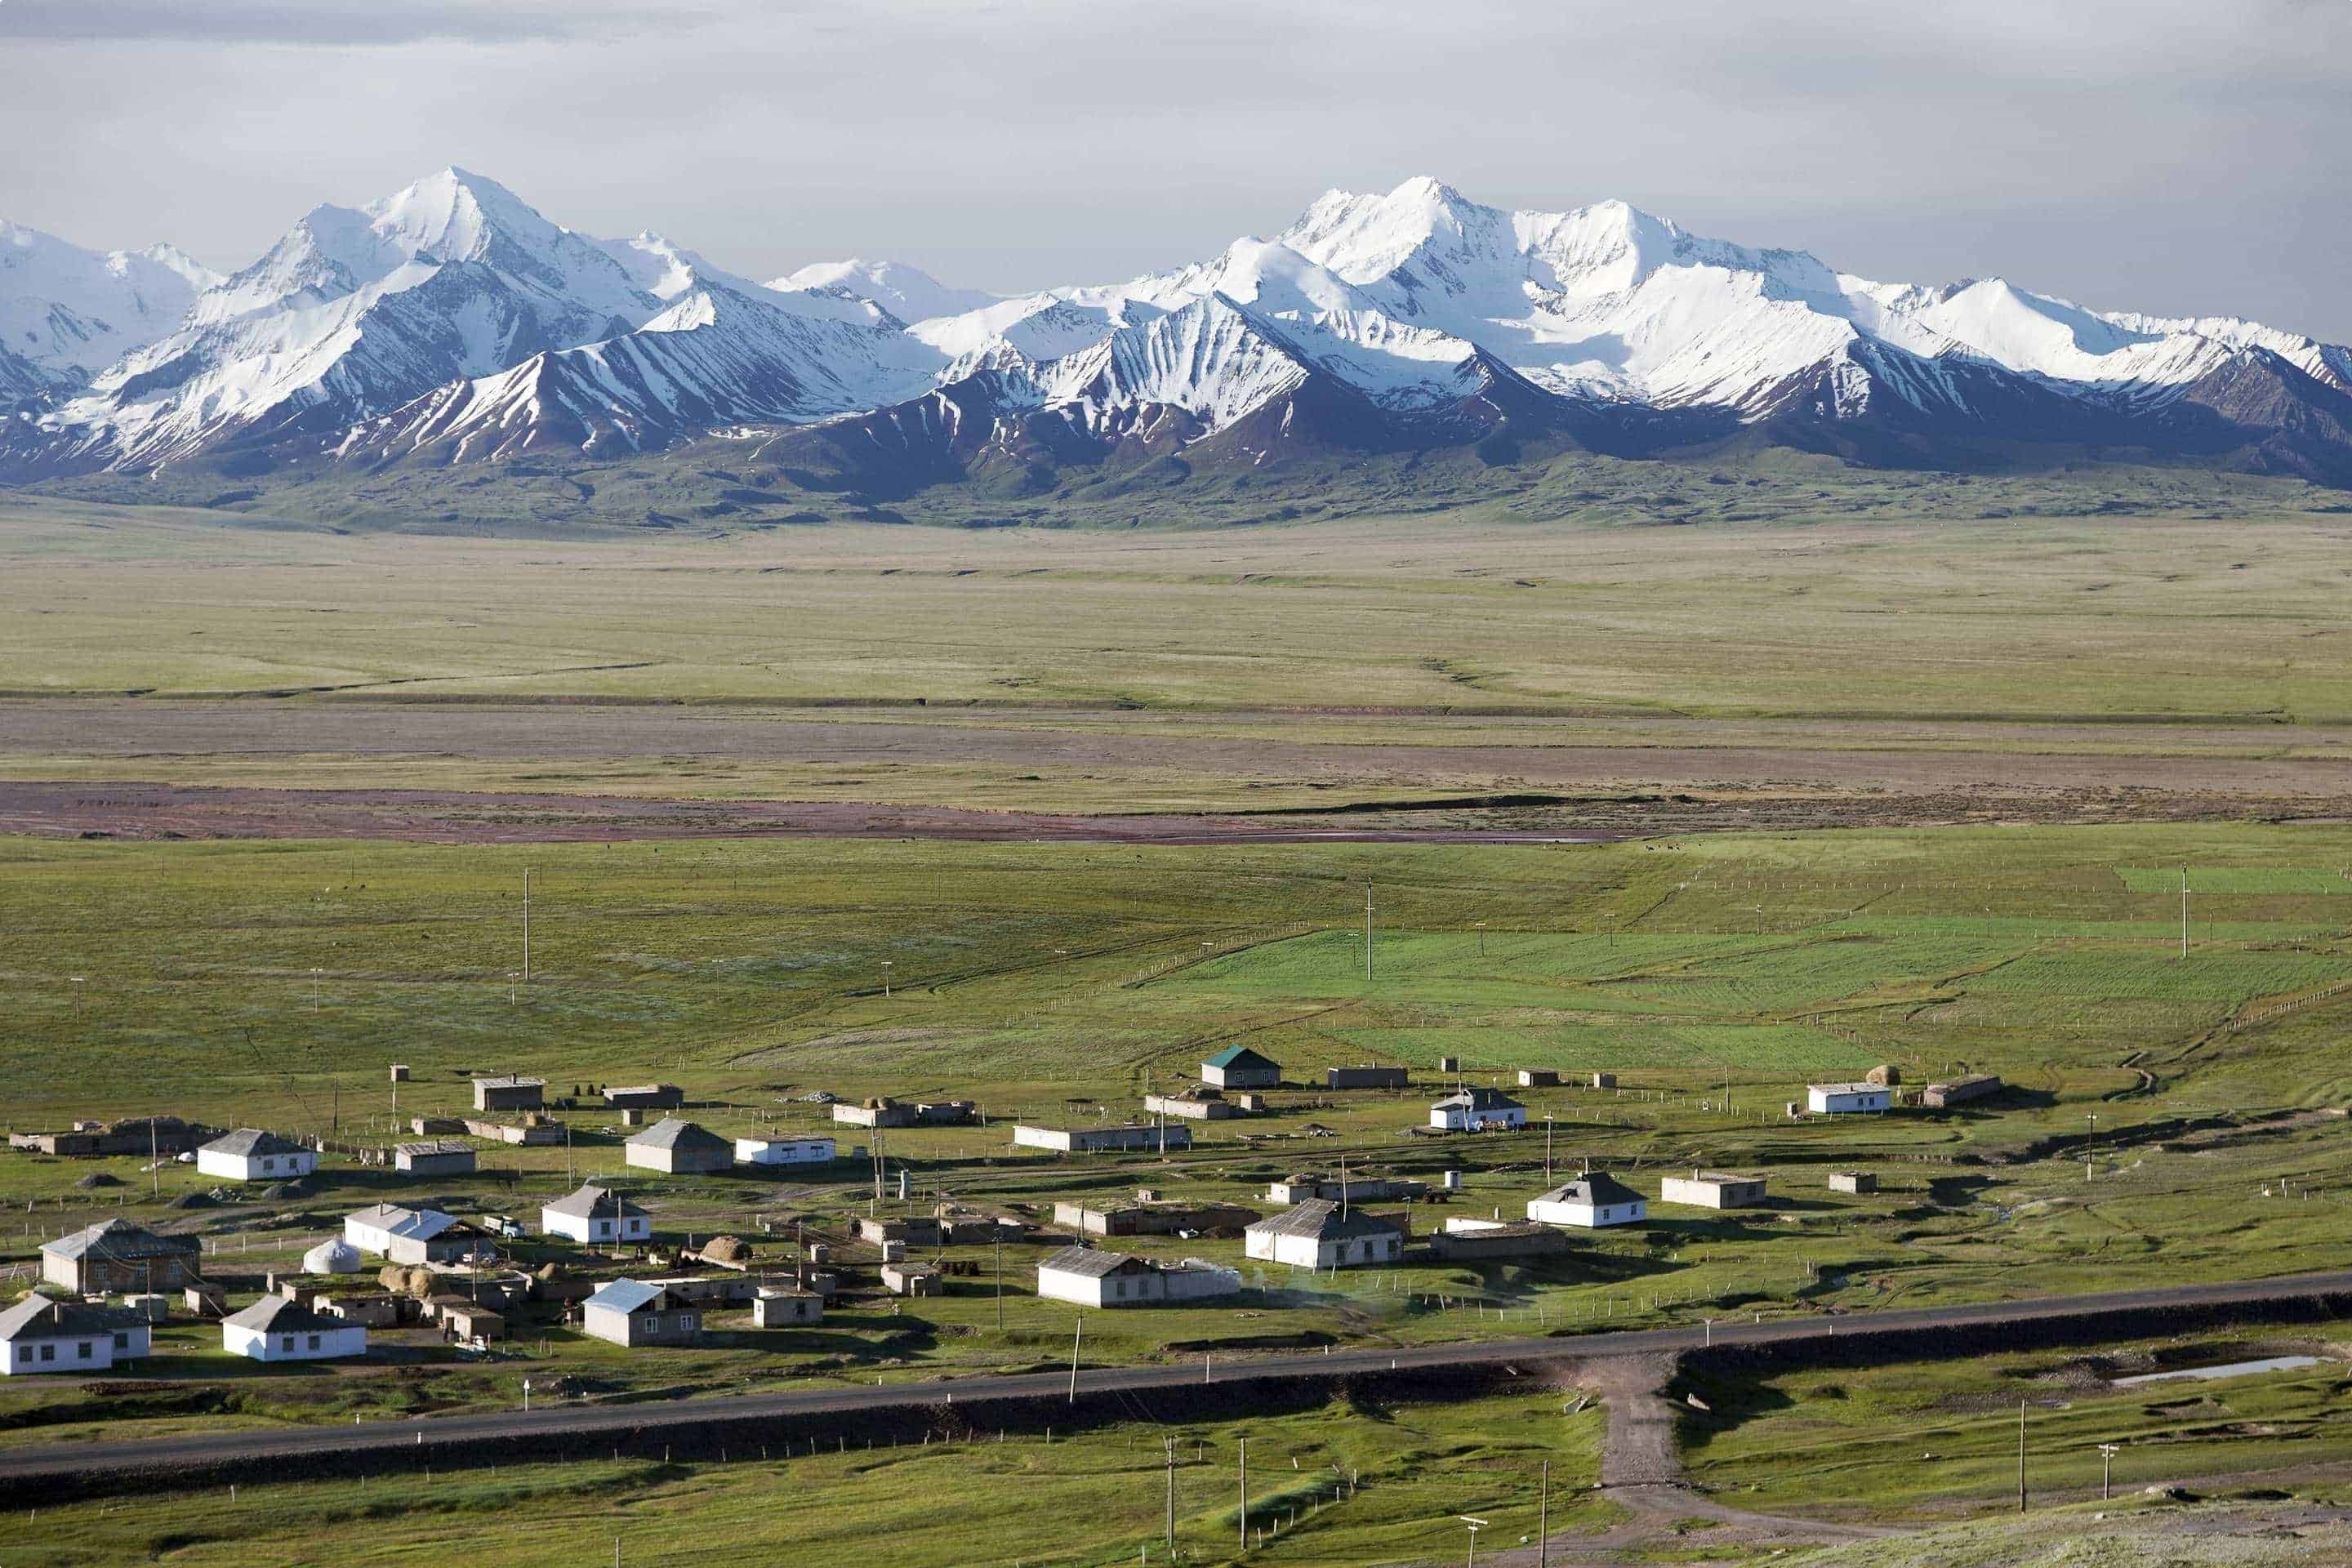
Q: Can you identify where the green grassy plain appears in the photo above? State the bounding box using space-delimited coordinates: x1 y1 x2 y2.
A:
7 494 2352 724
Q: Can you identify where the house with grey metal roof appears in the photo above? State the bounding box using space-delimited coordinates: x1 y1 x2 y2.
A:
624 1118 734 1175
40 1218 202 1295
541 1183 653 1245
1034 1245 1241 1308
196 1128 317 1183
1429 1087 1526 1132
222 1294 368 1361
1526 1171 1647 1229
1243 1200 1405 1270
581 1279 702 1347
394 1139 477 1177
0 1296 152 1376
343 1204 483 1266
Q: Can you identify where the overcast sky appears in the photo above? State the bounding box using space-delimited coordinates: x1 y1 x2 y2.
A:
5 0 2350 338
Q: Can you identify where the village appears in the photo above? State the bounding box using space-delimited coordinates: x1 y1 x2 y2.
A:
2 1045 2006 1382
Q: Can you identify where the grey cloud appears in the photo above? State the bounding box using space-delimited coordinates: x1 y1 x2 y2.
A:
3 0 2348 339
0 0 710 45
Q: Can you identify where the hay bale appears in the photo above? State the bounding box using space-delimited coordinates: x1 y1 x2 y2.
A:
700 1235 751 1266
377 1265 408 1294
1865 1063 1902 1087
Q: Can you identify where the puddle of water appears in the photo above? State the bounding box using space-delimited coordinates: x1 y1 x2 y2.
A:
2110 1355 2325 1388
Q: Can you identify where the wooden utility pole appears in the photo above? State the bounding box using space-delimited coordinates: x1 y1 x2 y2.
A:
1537 1459 1550 1568
1239 1437 1249 1553
1165 1436 1177 1558
1364 884 1374 980
523 866 534 984
994 1232 1004 1331
1068 1313 1083 1401
2180 864 2189 960
2017 1399 2028 1512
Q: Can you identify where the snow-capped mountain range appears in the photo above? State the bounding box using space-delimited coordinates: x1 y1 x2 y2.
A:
7 168 2351 494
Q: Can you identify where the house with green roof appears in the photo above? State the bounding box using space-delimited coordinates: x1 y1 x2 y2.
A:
1200 1045 1282 1090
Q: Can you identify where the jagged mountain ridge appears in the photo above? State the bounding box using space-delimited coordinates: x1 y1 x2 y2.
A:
8 169 2352 496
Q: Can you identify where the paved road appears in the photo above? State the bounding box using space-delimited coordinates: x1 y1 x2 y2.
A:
5 1269 2349 1493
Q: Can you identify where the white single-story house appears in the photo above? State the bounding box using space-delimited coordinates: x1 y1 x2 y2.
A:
1658 1170 1771 1209
222 1295 368 1362
0 1297 152 1376
581 1280 701 1347
1012 1124 1192 1154
1526 1171 1647 1228
1429 1088 1526 1132
1243 1200 1405 1270
734 1134 835 1168
1035 1245 1241 1308
196 1129 318 1183
1806 1083 1891 1115
623 1118 735 1175
540 1183 653 1245
344 1204 481 1266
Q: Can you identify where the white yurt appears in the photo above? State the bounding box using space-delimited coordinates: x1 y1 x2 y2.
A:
302 1237 363 1275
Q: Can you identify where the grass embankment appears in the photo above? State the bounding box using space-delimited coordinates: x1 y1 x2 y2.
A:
1682 1324 2352 1522
0 1384 1606 1568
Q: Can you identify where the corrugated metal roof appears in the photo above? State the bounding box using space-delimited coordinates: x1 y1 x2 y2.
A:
584 1279 670 1315
223 1295 341 1333
1039 1245 1138 1279
41 1218 199 1263
1244 1200 1397 1241
202 1127 305 1158
0 1294 145 1342
626 1118 730 1152
1535 1172 1643 1207
543 1183 646 1220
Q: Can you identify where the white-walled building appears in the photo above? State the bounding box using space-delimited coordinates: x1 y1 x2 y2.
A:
344 1204 481 1266
1806 1083 1891 1115
1034 1246 1242 1308
1526 1172 1647 1229
1243 1200 1405 1270
1429 1088 1526 1132
540 1183 653 1245
196 1129 318 1184
734 1134 835 1168
0 1297 152 1376
222 1295 368 1362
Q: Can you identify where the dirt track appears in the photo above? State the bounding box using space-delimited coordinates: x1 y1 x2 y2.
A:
3 700 2348 842
0 780 1632 844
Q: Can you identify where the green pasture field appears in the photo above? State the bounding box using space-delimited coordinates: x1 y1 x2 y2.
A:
0 1382 1609 1568
2 820 2351 1446
1679 1322 2352 1522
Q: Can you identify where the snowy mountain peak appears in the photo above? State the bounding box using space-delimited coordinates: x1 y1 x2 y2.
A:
363 166 555 265
770 258 995 327
11 169 2352 492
